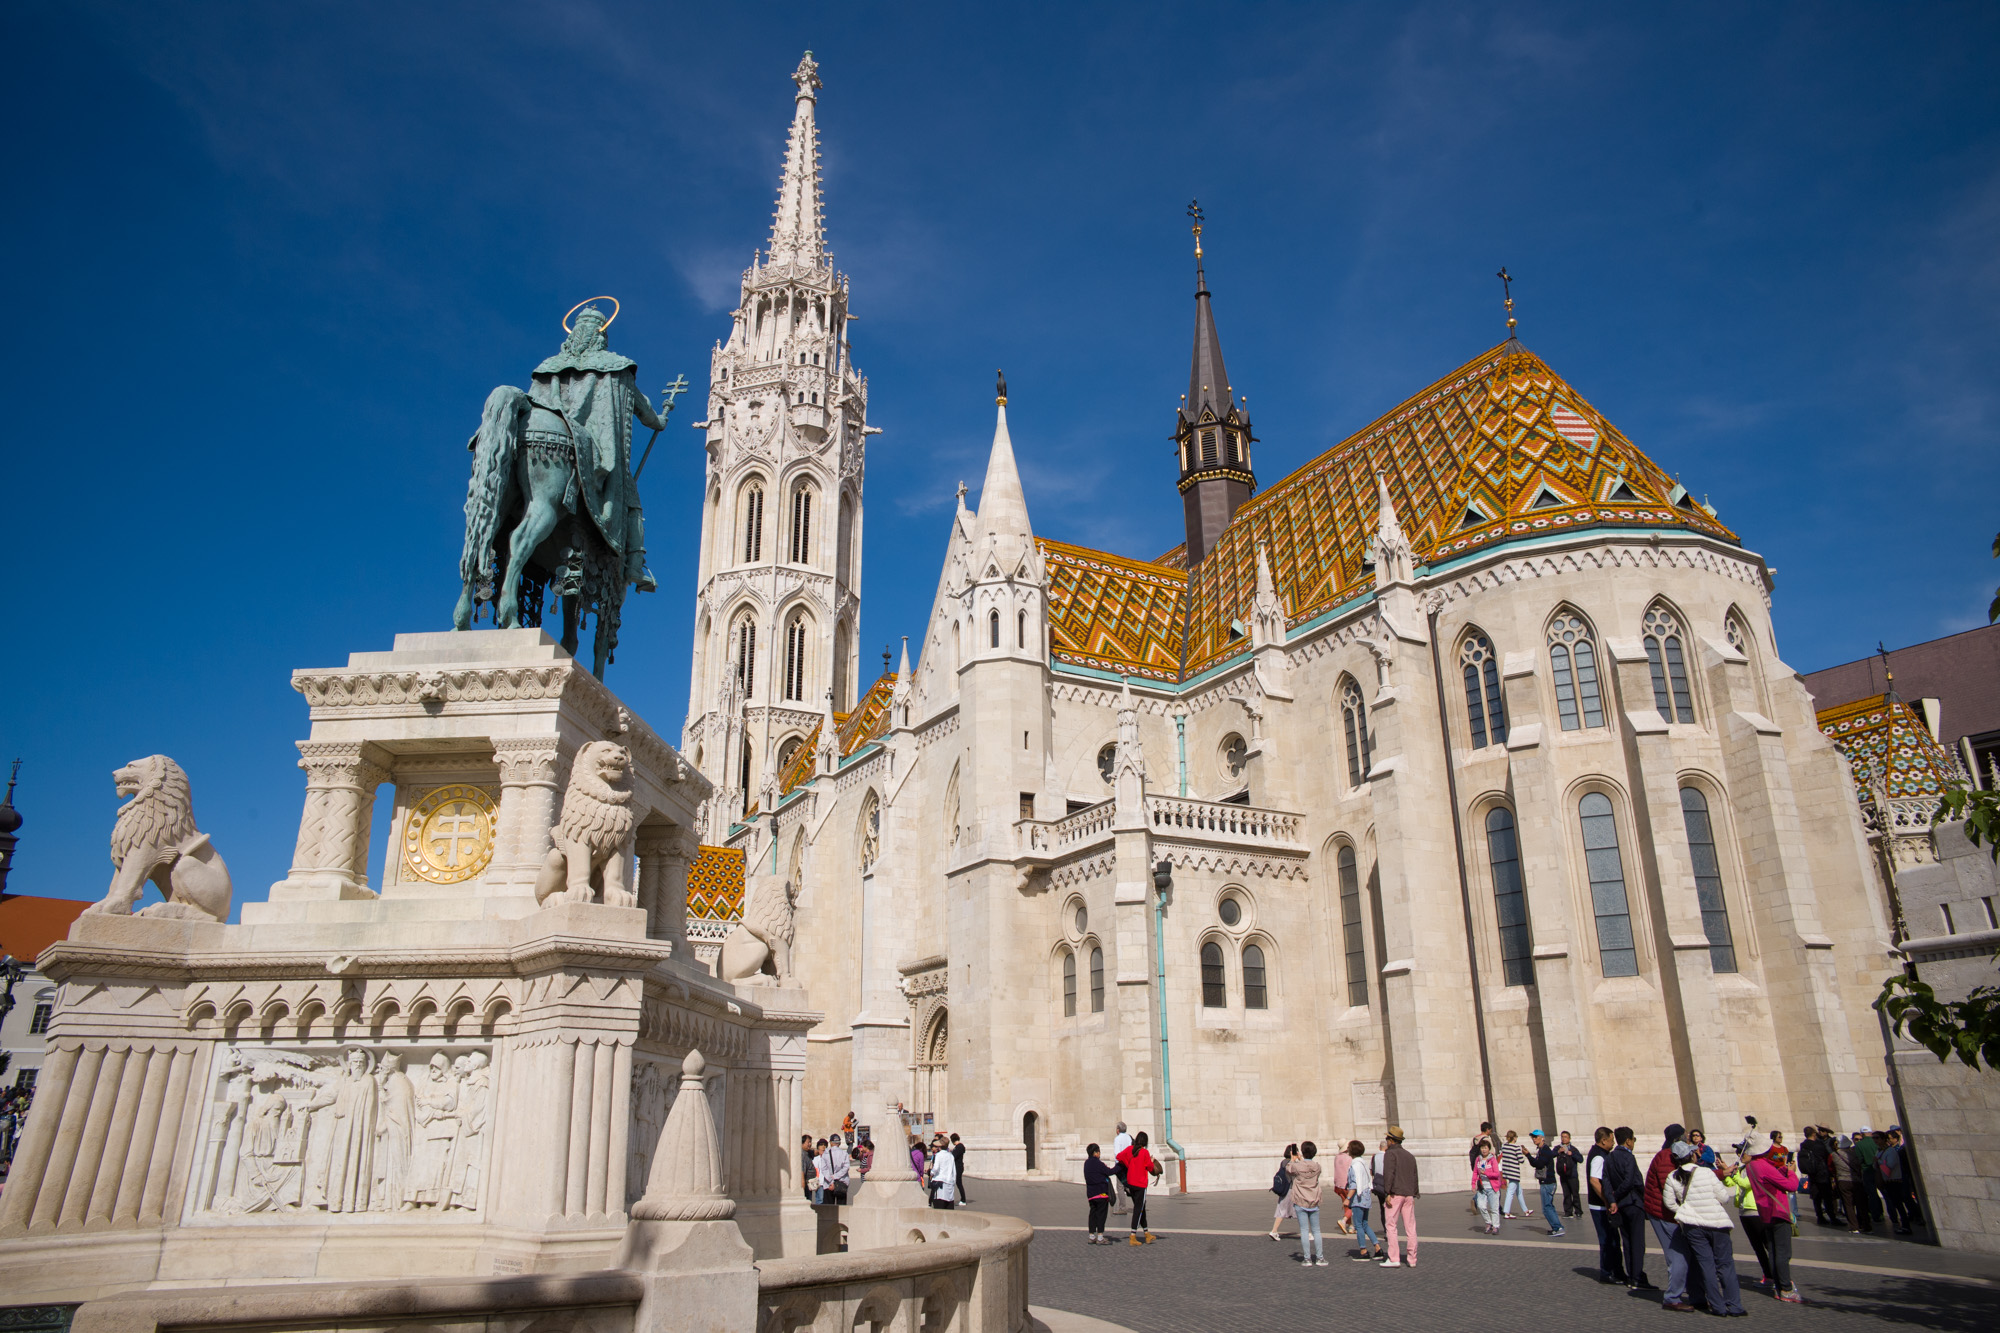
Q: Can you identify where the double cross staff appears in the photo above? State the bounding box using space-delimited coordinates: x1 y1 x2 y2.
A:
634 373 690 478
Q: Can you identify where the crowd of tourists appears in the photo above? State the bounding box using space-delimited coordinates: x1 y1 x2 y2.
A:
799 1113 974 1212
1071 1115 1922 1311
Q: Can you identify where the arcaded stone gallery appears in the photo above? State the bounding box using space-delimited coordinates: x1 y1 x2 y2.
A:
685 58 1906 1190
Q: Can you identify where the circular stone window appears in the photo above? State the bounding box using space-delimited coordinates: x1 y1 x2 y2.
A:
1098 743 1117 785
1074 903 1088 935
1218 896 1242 927
1221 733 1247 779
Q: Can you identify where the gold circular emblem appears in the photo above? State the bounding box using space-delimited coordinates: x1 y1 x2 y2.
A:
402 785 497 884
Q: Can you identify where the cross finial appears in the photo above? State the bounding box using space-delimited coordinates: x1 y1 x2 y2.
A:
955 479 968 505
1187 199 1205 260
1497 267 1517 334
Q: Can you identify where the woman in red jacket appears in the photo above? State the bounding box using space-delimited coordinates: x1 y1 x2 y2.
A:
1116 1131 1165 1244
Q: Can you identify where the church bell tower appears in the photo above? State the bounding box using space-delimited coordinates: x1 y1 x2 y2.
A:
682 52 871 833
1174 203 1256 566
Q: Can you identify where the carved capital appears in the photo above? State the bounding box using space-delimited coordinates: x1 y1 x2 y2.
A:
491 737 563 788
295 740 390 792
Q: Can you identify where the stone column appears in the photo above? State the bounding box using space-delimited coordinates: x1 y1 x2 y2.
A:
637 825 696 960
272 740 390 899
492 737 564 892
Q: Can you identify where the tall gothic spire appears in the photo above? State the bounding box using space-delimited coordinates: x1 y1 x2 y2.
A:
766 52 827 269
977 370 1034 559
1174 203 1256 566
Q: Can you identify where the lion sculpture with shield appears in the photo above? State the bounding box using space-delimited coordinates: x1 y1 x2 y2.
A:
454 299 684 677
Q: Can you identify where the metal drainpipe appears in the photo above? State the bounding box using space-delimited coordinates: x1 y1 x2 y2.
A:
1153 860 1187 1190
1426 604 1499 1131
1175 711 1188 797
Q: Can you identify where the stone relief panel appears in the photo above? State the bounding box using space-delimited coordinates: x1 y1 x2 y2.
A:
626 1055 678 1207
189 1043 492 1220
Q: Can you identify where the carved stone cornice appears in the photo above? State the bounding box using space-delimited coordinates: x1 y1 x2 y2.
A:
1152 842 1311 882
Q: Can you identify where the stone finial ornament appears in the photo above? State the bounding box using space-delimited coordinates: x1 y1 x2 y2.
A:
718 876 796 986
89 755 232 921
533 741 638 907
630 1049 735 1220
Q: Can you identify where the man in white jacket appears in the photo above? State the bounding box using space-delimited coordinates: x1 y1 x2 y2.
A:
1663 1140 1746 1316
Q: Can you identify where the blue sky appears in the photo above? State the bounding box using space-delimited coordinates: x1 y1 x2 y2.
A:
2 2 1996 912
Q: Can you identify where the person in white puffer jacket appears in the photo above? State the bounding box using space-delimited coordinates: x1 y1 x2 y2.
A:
1663 1140 1746 1315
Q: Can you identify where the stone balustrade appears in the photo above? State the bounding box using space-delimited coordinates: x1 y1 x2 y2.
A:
1052 800 1115 848
1145 793 1304 849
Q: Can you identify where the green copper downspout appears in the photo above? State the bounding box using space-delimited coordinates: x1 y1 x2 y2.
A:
1153 858 1187 1190
1175 711 1188 797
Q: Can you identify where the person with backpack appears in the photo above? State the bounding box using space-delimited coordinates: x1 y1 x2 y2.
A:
1663 1140 1746 1316
1556 1130 1584 1218
1288 1140 1328 1266
1267 1143 1300 1241
1797 1126 1833 1226
1117 1130 1164 1244
1345 1140 1382 1261
1644 1123 1703 1311
1083 1143 1117 1243
1472 1138 1504 1233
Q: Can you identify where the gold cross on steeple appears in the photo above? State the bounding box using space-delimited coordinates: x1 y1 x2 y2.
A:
1497 267 1517 334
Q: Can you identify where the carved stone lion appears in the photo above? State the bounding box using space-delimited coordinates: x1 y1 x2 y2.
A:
90 755 232 921
534 741 638 907
718 875 797 987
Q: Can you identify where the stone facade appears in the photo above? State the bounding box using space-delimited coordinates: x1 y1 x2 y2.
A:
677 68 1907 1183
1881 818 2000 1254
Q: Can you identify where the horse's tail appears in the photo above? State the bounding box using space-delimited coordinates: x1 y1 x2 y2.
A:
462 385 528 585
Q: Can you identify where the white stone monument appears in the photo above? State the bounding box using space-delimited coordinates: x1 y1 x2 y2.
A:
0 630 821 1301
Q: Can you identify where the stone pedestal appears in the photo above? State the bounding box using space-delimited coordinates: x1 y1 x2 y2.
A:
0 630 825 1302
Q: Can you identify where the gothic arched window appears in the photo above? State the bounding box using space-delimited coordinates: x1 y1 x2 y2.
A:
1201 427 1218 466
1340 676 1372 785
1242 943 1268 1010
989 610 1001 649
1018 610 1027 649
782 612 808 702
1200 941 1226 1008
1338 845 1367 1008
1484 807 1534 986
1643 606 1695 723
741 484 764 563
1547 613 1605 730
1679 787 1738 973
1460 632 1508 748
789 485 814 564
1062 949 1077 1017
733 617 758 693
777 735 803 772
1579 792 1639 977
1089 946 1104 1012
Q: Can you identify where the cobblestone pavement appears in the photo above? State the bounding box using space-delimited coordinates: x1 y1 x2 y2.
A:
956 1179 2000 1333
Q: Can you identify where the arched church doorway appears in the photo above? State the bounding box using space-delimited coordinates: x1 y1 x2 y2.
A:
1023 1111 1039 1171
915 1008 949 1127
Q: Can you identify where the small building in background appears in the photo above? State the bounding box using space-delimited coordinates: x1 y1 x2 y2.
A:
0 894 90 1094
1803 623 2000 789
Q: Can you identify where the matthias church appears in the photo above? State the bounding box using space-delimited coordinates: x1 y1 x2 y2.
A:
681 54 1901 1186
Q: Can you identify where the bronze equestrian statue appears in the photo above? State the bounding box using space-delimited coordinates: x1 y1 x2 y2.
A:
453 300 682 677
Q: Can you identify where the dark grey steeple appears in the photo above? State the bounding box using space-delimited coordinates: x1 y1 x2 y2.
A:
1174 203 1255 566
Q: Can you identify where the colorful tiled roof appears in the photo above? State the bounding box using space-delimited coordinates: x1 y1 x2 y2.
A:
1042 540 1189 682
775 672 901 797
687 845 745 921
1817 694 1964 801
1040 338 1738 681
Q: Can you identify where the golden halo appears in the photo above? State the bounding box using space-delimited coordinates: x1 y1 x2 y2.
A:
563 295 620 334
